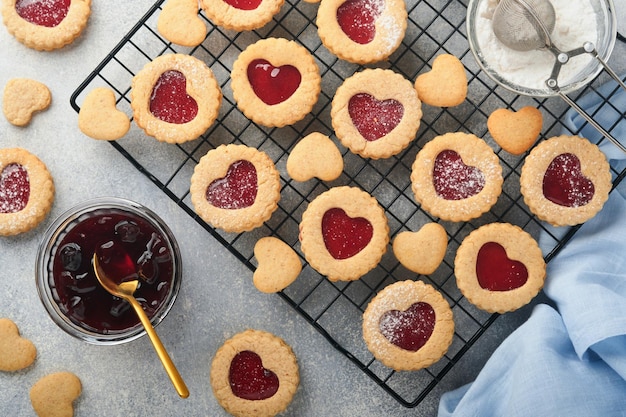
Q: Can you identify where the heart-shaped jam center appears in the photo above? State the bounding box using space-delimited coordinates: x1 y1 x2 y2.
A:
322 208 373 260
433 150 485 200
0 163 30 214
149 70 198 124
15 0 70 28
205 160 258 210
542 153 594 207
379 302 436 351
336 0 383 44
247 59 302 106
229 350 279 401
223 0 262 10
348 93 404 142
476 242 528 291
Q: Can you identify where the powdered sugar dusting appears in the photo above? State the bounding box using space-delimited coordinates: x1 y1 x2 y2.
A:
0 163 30 214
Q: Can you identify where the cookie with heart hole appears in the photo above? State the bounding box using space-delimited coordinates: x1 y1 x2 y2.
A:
331 68 422 160
231 38 321 128
286 132 344 182
30 372 81 417
0 148 55 236
520 135 611 226
414 54 468 107
190 144 281 233
363 280 454 371
130 53 222 144
0 318 37 371
157 0 206 47
487 106 543 155
299 186 389 282
3 78 51 127
454 222 546 313
200 0 284 31
253 236 302 293
210 329 299 417
78 87 130 141
1 0 91 51
411 132 503 222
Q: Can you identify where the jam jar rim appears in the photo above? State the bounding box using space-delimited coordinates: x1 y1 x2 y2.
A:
35 197 182 345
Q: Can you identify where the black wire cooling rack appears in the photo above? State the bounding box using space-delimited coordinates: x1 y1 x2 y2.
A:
70 0 626 408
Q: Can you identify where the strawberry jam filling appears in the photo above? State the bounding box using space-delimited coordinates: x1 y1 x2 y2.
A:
336 0 383 44
0 163 30 214
476 242 528 291
433 150 485 200
205 160 258 209
150 70 198 124
379 302 436 351
247 59 301 106
542 153 594 207
223 0 262 10
348 93 403 141
322 208 373 260
15 0 70 28
229 350 279 400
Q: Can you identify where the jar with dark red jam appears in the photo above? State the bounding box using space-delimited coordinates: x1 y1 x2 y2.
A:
36 198 182 345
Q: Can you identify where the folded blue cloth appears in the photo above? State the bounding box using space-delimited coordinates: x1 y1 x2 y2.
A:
439 77 626 416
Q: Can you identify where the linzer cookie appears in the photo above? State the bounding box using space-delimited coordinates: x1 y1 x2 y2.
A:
299 186 389 282
1 0 91 51
317 0 407 64
231 37 321 128
455 223 546 313
411 132 503 222
190 144 280 233
0 148 54 236
363 280 454 371
201 0 284 31
131 53 222 144
210 329 299 417
331 68 422 159
520 135 611 226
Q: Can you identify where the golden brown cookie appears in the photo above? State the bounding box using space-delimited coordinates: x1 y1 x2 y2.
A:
316 0 407 64
30 372 81 417
414 54 468 107
200 0 284 31
0 148 54 236
454 222 546 313
157 0 206 47
3 78 51 127
253 236 302 293
362 280 454 371
299 186 389 282
190 144 281 233
78 87 130 141
331 68 422 159
392 223 447 275
210 329 299 417
1 0 91 51
231 37 321 128
0 318 37 371
286 132 344 182
130 53 222 144
488 106 543 155
411 132 503 222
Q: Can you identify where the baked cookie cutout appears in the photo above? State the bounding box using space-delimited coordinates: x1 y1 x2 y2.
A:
157 0 206 47
299 186 389 282
201 0 284 31
231 38 321 128
392 223 447 275
414 54 467 107
520 135 611 227
30 372 81 417
488 106 543 155
455 223 546 313
210 329 299 417
0 148 55 236
1 0 91 51
253 236 302 293
363 280 454 371
190 144 281 233
131 53 222 143
78 87 130 141
331 68 422 159
0 318 37 371
286 132 343 182
317 0 407 64
411 132 503 222
3 78 51 126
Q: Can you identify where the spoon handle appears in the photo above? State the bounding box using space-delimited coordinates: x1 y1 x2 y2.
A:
127 296 190 398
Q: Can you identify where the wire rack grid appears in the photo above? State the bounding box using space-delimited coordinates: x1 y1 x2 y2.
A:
70 0 626 408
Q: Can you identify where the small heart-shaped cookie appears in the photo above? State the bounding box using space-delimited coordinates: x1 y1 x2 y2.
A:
0 318 37 371
287 132 343 182
2 78 51 127
157 0 206 47
392 223 448 275
414 54 467 107
253 236 302 293
487 106 543 155
78 87 131 141
30 372 81 417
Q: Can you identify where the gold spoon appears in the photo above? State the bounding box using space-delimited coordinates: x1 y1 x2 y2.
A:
93 251 189 398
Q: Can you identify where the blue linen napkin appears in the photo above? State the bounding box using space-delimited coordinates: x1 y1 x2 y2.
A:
438 77 626 416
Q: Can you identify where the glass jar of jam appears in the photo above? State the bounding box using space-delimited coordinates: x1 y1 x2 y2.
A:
36 198 182 345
